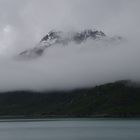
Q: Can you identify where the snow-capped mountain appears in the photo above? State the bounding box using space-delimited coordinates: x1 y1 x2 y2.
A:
19 29 122 59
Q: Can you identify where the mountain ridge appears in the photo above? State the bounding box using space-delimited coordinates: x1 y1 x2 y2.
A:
19 29 122 59
0 80 140 118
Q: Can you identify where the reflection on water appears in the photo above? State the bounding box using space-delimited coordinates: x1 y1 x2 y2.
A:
0 118 140 140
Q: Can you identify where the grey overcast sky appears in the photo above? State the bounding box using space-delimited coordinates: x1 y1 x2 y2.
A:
0 0 139 54
0 0 140 91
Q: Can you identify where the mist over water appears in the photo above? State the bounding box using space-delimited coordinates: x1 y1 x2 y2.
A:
0 0 140 91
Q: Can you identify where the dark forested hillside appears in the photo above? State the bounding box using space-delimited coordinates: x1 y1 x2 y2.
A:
0 80 140 118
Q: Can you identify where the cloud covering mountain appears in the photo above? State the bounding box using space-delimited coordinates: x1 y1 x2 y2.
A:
19 29 122 59
0 0 139 91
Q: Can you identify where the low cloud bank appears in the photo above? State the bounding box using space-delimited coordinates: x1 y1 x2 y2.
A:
0 0 139 91
0 38 139 92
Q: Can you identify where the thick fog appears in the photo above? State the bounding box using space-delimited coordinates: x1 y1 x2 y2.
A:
0 0 140 91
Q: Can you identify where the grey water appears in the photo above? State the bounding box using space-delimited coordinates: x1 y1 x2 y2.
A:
0 118 140 140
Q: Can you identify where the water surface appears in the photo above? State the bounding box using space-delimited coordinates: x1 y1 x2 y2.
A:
0 118 139 140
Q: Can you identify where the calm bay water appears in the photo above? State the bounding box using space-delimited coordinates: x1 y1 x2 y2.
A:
0 118 140 140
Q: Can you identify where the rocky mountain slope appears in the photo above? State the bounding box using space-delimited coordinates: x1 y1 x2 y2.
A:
19 29 122 59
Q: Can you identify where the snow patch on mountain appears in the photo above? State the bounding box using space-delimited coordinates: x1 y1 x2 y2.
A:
19 29 122 59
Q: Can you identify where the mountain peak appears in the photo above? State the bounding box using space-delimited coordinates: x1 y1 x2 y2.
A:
41 30 62 42
19 29 121 59
41 29 106 43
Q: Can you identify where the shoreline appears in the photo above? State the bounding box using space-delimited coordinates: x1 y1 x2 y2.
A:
0 115 140 120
